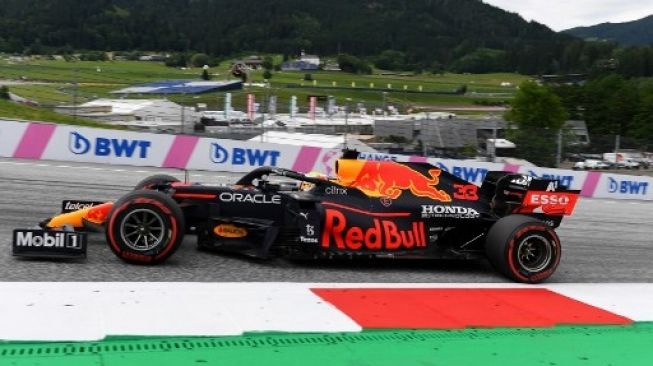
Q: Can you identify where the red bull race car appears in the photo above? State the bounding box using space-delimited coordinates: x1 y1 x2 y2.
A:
12 152 580 283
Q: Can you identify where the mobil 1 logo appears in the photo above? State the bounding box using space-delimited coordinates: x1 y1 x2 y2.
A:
12 229 87 259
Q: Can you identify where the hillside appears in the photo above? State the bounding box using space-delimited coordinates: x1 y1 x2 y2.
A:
564 15 653 46
0 99 112 127
0 0 583 74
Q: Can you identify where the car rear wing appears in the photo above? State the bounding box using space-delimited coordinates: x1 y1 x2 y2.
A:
481 171 580 221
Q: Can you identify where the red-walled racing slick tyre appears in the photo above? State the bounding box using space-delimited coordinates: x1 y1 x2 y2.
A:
485 215 561 284
106 190 185 264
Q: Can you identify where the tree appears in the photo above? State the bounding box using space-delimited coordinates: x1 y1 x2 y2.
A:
504 81 569 167
0 85 10 100
430 61 444 75
337 54 371 74
79 51 107 61
190 53 210 68
505 81 568 130
374 50 406 71
582 74 639 147
450 48 507 73
552 84 584 120
3 0 651 76
262 56 274 71
24 38 44 55
631 94 653 147
263 69 272 80
165 53 188 67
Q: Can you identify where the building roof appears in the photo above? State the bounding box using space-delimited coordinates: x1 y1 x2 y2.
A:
487 138 516 148
111 80 243 94
249 131 376 152
81 99 177 114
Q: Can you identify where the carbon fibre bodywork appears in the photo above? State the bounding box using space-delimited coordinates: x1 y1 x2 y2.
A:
159 159 578 261
23 155 580 282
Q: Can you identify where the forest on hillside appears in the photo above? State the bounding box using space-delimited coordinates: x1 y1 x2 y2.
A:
0 0 637 75
565 15 653 47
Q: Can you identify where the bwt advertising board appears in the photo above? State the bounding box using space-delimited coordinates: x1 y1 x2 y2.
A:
43 126 174 166
428 158 505 186
3 120 653 202
185 138 302 173
0 120 28 157
592 173 653 200
519 166 588 191
309 151 504 186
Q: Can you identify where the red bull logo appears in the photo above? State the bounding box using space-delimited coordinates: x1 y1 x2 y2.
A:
338 160 451 201
321 209 427 250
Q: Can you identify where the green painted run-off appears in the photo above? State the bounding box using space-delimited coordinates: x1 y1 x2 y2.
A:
2 323 653 366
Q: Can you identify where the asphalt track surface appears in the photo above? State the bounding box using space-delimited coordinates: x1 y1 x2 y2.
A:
0 157 651 283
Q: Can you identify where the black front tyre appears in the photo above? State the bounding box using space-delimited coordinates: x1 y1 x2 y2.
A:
106 190 185 264
485 215 561 284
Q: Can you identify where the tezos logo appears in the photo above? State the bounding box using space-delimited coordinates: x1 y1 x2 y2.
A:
69 132 151 158
211 143 280 166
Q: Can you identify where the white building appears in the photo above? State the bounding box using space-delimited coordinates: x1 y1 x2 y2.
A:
299 51 320 67
55 99 195 131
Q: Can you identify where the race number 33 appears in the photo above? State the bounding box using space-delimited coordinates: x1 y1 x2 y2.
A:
453 184 479 201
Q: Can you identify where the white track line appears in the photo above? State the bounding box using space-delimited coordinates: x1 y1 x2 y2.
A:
0 282 651 341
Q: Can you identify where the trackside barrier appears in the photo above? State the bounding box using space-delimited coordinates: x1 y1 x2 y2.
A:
1 120 652 200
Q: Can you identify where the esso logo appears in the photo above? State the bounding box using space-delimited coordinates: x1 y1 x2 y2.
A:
531 193 570 205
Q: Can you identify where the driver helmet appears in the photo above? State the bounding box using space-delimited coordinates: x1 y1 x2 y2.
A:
299 171 328 191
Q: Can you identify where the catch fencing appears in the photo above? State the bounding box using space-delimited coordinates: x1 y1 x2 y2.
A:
1 120 651 200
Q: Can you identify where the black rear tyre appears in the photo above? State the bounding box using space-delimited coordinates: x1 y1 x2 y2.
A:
134 174 180 190
106 190 185 264
485 215 561 283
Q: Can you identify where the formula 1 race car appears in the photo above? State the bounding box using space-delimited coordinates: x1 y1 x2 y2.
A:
13 152 580 283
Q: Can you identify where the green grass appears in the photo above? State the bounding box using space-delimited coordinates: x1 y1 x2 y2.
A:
1 57 530 113
1 59 195 83
0 99 118 128
2 325 652 366
9 84 117 106
258 70 527 94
